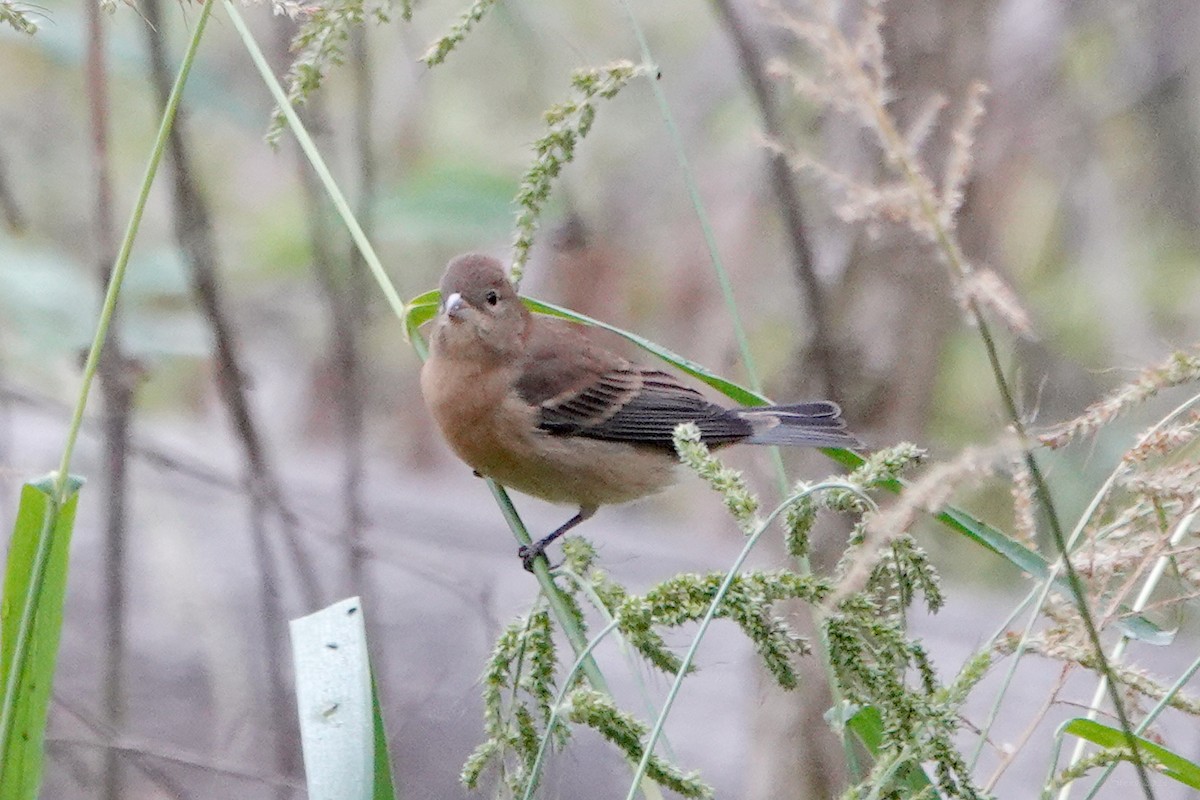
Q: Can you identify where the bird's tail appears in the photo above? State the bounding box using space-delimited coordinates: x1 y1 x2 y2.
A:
737 401 862 449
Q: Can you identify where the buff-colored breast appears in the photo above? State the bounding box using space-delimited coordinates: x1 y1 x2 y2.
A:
421 355 678 509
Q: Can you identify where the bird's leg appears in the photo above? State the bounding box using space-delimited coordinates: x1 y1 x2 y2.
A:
519 506 595 572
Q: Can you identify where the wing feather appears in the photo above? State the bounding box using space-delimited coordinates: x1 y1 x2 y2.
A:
511 320 749 450
511 317 857 451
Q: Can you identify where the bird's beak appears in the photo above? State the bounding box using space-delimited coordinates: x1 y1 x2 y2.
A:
443 292 466 321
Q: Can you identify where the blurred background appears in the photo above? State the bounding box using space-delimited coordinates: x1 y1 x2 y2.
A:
2 0 1200 797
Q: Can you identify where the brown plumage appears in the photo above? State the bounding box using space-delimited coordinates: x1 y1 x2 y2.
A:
420 253 861 569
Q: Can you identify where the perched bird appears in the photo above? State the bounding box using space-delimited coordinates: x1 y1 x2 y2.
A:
420 253 861 570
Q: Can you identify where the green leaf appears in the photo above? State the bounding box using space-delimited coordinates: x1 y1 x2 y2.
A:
290 597 396 800
0 476 84 800
1062 717 1200 790
371 676 397 800
842 705 936 795
401 289 439 345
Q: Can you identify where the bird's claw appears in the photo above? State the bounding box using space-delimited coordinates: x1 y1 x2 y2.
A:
518 543 560 572
518 543 542 572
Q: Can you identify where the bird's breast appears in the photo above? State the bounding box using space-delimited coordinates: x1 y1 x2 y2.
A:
421 356 677 509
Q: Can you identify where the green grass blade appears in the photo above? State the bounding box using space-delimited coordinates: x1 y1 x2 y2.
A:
290 597 395 800
371 675 397 800
0 475 84 800
1063 718 1200 790
401 290 439 344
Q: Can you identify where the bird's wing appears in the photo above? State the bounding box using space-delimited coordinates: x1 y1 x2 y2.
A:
514 320 749 449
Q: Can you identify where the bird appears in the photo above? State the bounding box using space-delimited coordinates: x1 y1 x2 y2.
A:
420 253 861 570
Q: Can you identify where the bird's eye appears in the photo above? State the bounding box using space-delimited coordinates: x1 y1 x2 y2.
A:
485 290 499 306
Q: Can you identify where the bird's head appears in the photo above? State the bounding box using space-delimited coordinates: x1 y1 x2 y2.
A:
432 254 528 361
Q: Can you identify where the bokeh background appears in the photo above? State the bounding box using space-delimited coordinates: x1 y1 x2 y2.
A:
2 0 1200 797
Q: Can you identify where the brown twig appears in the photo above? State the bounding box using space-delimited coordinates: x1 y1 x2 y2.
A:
49 737 304 794
247 491 300 800
84 4 136 799
140 2 314 793
983 666 1069 791
52 696 191 799
139 0 321 604
708 0 839 398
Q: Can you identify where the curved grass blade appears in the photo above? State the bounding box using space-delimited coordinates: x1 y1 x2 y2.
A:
0 475 84 800
401 289 439 344
1063 718 1199 790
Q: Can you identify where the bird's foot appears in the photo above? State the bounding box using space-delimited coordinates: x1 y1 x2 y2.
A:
518 542 543 572
518 542 560 573
519 511 589 572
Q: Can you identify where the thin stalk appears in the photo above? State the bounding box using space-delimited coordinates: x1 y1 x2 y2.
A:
624 481 871 800
979 232 1153 800
245 492 294 800
142 3 308 786
84 1 133 796
970 582 1052 770
483 482 607 692
0 0 217 768
344 21 373 595
984 676 1065 792
1042 731 1070 800
558 567 678 762
485 484 665 800
708 0 838 398
520 618 622 800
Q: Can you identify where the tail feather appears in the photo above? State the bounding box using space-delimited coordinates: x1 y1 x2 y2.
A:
737 403 862 449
